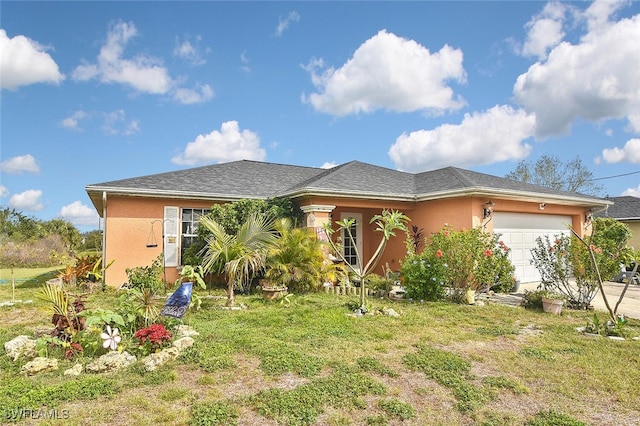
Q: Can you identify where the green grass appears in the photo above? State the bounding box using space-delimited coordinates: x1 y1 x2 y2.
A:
1 268 640 424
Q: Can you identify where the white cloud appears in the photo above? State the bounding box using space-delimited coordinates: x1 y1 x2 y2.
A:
0 29 64 90
520 2 568 60
514 3 640 137
599 138 640 163
583 0 627 33
622 185 640 197
240 52 251 74
72 21 213 104
171 120 266 166
173 35 208 66
0 185 9 197
173 83 214 104
388 105 535 172
303 30 466 116
0 154 40 174
320 162 337 169
59 201 100 227
72 21 172 94
60 110 88 130
102 110 140 136
9 189 43 211
275 11 300 37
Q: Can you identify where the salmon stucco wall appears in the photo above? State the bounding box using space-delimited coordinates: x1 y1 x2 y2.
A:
104 195 214 287
103 192 597 287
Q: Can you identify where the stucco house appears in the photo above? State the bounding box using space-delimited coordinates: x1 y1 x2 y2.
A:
594 196 640 250
85 160 610 287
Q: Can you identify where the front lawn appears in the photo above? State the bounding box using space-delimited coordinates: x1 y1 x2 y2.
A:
1 270 639 425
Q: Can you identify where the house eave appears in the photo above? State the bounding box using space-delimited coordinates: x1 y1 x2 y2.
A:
283 188 416 202
85 186 267 215
415 187 611 207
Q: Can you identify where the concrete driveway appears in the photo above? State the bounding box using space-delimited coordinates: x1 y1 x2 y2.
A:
519 281 640 320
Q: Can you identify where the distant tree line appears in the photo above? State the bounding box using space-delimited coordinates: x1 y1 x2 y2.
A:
0 207 102 268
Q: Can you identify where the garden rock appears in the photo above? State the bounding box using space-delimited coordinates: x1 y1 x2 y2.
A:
5 335 37 361
46 277 63 287
172 336 195 351
142 347 180 371
174 325 199 337
21 357 58 376
382 307 400 318
86 351 136 373
64 363 83 376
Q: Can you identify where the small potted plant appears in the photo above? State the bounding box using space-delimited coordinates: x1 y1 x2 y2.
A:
541 291 565 314
258 278 287 301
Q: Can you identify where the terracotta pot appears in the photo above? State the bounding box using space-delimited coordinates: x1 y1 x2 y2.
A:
542 297 564 314
262 287 286 301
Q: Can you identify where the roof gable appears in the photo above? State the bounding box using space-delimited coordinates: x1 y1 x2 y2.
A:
283 161 416 198
414 167 600 199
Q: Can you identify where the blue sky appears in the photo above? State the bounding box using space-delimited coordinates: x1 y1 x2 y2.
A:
2 1 640 231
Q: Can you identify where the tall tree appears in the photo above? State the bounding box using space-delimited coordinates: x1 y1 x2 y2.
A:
42 218 81 251
0 207 44 241
505 154 603 196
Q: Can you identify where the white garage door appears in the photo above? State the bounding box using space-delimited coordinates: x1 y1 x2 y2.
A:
493 213 572 283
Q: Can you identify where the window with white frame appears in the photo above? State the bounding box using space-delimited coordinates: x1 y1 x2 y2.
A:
180 208 209 264
340 212 362 268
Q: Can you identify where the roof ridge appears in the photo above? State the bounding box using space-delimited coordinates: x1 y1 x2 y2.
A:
281 162 351 191
446 166 476 187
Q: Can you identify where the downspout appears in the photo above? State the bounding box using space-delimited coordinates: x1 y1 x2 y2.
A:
102 191 107 290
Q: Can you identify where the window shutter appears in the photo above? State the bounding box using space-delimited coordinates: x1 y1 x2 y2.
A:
164 206 179 267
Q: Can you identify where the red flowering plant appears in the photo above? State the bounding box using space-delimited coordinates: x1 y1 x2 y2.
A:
402 225 514 302
133 323 173 356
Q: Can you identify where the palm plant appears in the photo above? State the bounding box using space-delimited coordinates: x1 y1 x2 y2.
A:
264 218 327 292
200 212 278 306
324 209 409 308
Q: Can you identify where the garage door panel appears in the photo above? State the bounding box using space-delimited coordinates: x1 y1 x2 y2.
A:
523 232 536 244
494 213 572 284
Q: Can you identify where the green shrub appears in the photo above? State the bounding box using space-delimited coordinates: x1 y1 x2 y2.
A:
125 255 164 292
402 225 515 302
366 273 394 292
522 289 546 310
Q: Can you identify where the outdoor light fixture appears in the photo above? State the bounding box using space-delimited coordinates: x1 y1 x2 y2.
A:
585 211 593 227
483 201 495 219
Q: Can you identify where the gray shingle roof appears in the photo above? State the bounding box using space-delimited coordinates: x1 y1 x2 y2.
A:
86 160 609 212
415 167 602 199
86 160 323 199
595 196 640 220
